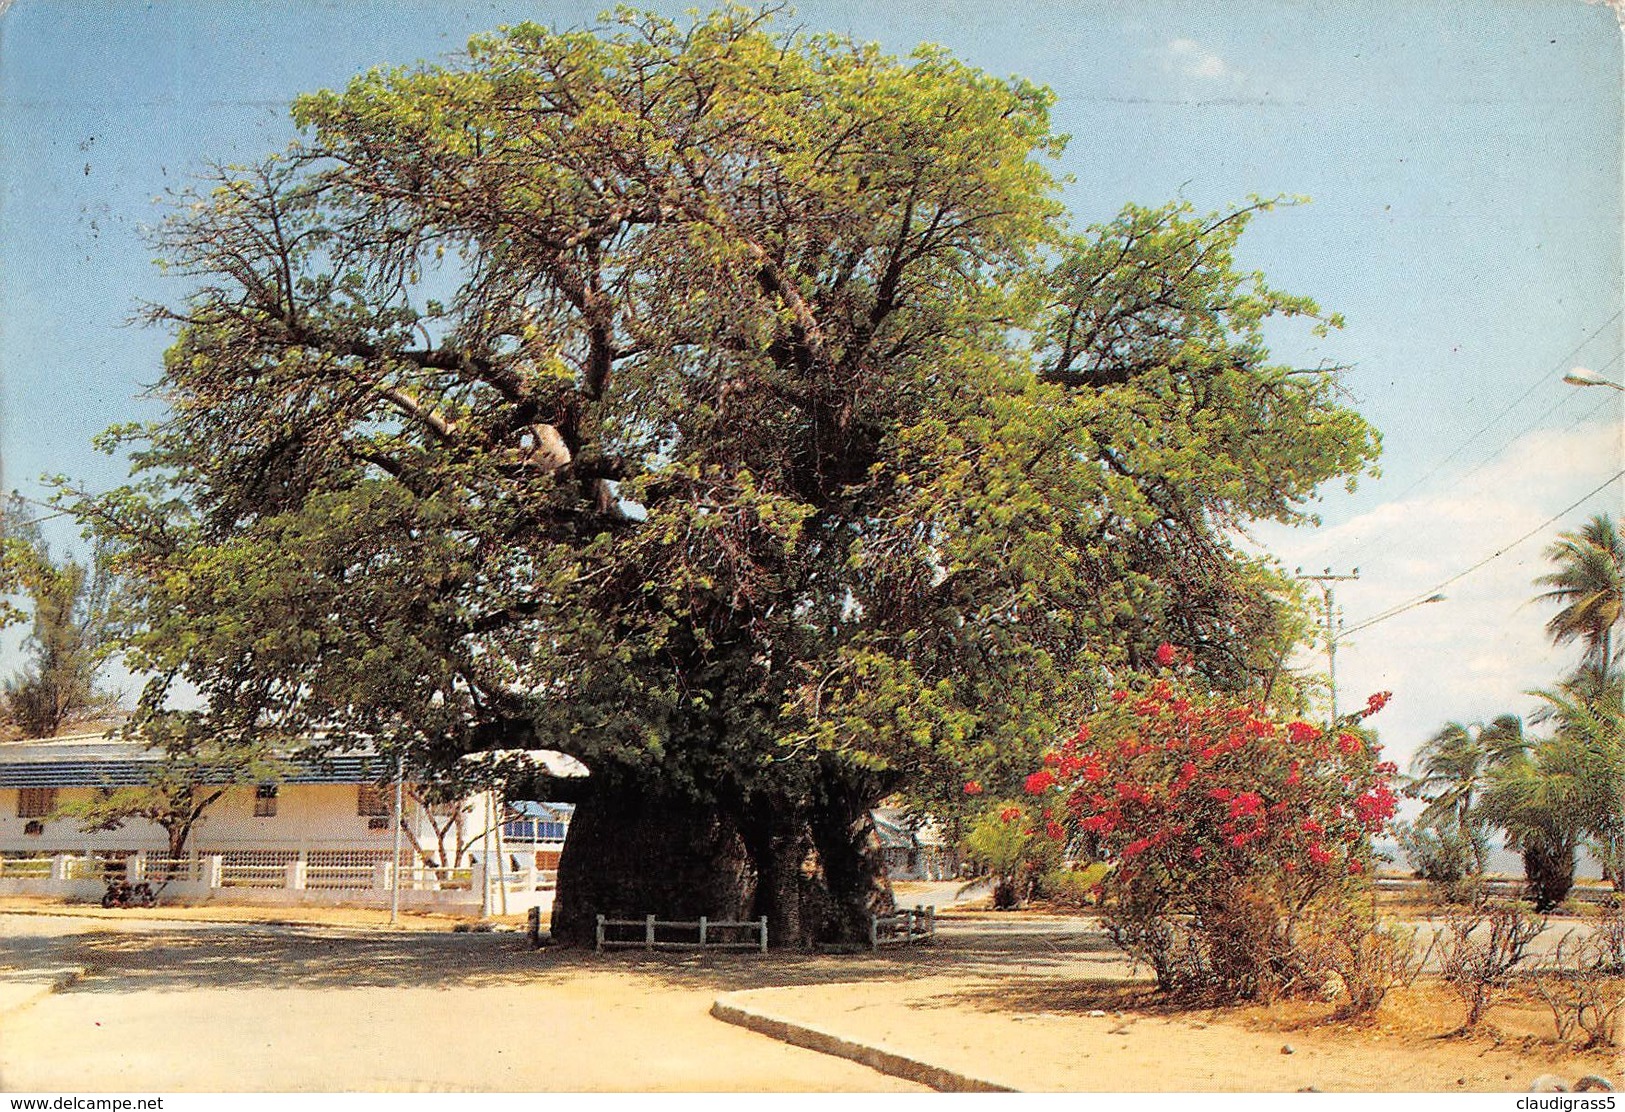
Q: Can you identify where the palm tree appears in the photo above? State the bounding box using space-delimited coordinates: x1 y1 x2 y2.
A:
1480 743 1583 911
1536 514 1624 670
1478 671 1622 908
1406 715 1525 875
1531 668 1624 891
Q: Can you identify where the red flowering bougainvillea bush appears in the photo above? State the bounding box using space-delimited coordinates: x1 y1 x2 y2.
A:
1026 646 1399 1001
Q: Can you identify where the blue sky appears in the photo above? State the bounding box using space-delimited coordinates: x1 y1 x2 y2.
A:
1 0 1620 779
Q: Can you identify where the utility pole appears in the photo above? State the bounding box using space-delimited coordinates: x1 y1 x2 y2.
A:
1297 568 1359 728
390 753 404 927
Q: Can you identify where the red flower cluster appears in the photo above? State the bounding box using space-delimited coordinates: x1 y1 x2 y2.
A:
1024 770 1056 795
1020 659 1397 886
1352 781 1398 830
963 780 984 796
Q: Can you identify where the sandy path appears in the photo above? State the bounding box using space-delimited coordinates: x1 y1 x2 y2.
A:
3 908 1616 1093
723 974 1619 1092
0 916 920 1092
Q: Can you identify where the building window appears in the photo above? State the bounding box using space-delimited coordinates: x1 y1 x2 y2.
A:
16 788 56 819
253 784 279 818
357 784 391 818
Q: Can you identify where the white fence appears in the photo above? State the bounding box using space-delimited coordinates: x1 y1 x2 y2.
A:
871 905 936 948
0 851 557 911
595 913 770 953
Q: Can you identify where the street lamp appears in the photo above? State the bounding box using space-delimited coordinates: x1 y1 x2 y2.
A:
1562 366 1624 392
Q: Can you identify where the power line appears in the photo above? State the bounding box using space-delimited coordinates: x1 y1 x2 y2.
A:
1389 355 1622 515
1353 468 1625 626
1342 592 1445 638
1364 312 1620 512
1337 343 1622 567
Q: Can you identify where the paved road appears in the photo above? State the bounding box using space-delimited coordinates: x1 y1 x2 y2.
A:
0 914 922 1092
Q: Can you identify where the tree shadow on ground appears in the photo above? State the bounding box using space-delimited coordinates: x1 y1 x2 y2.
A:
6 911 1134 998
913 976 1186 1019
0 935 83 982
45 928 548 993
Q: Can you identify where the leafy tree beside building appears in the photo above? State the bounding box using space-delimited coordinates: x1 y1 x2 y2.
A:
0 496 123 738
53 712 286 863
73 8 1380 945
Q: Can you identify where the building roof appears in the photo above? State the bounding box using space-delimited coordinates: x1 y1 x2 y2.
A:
0 732 591 790
871 807 948 850
0 733 385 789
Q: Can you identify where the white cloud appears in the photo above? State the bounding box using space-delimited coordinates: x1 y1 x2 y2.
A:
1164 38 1234 81
1247 418 1622 770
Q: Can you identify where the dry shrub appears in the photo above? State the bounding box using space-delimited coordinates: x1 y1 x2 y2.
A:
1529 929 1625 1049
1318 918 1434 1017
1106 885 1419 1010
1438 902 1546 1028
1592 899 1625 973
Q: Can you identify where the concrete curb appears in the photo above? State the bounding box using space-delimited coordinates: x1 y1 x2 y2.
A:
0 967 83 1022
710 994 1015 1093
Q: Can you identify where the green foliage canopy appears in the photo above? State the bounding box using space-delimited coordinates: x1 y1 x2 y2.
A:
77 9 1378 864
0 497 122 738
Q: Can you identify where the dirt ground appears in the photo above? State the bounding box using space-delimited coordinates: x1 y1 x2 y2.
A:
726 970 1622 1092
0 913 922 1092
1 894 1619 1092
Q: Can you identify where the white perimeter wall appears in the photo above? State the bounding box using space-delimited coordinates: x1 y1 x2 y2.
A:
0 784 495 857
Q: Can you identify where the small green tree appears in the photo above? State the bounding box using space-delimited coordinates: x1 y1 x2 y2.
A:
1403 715 1524 879
962 800 1060 909
1392 820 1479 902
1 497 122 737
1530 669 1624 892
1479 742 1582 912
399 760 507 870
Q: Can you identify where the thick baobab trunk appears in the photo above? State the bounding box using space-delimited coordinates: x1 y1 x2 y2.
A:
739 797 811 949
550 776 753 946
549 758 896 949
805 767 895 945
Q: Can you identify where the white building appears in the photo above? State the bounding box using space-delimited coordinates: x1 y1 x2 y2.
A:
0 732 575 912
873 807 957 881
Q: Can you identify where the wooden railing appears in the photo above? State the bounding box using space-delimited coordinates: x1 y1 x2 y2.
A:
871 905 936 949
595 913 769 953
